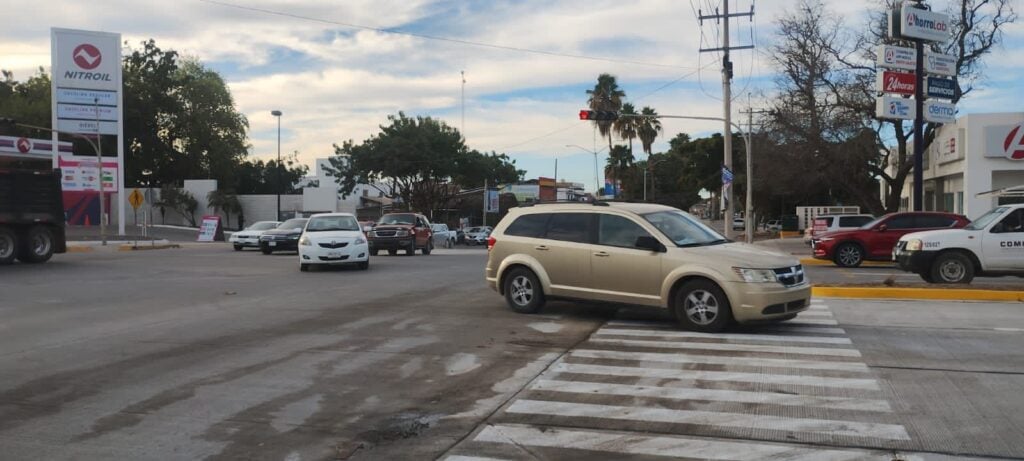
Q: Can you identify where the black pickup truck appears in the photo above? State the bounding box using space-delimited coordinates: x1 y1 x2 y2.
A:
0 169 67 264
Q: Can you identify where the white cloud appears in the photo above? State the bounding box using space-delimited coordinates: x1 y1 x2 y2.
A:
2 0 1021 189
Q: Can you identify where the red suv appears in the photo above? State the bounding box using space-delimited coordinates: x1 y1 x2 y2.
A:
812 212 969 267
367 213 434 256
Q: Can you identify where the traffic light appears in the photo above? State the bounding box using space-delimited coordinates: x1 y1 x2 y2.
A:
579 110 618 121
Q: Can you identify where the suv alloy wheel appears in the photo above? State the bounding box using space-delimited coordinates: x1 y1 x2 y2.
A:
503 267 545 313
673 279 733 333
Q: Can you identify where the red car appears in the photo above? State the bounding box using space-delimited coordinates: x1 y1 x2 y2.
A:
812 212 969 267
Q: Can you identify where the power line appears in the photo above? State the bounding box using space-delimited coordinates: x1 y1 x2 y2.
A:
197 0 698 70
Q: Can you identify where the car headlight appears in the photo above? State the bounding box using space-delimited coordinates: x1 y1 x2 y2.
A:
818 237 834 242
355 237 366 245
904 239 922 251
733 267 778 283
395 230 409 237
299 236 311 246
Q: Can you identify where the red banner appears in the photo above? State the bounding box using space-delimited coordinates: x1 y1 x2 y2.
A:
876 71 916 96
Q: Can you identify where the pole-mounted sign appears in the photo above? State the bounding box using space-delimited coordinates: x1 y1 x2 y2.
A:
876 45 917 71
876 96 917 120
898 3 952 42
925 76 957 99
924 52 957 76
875 71 917 96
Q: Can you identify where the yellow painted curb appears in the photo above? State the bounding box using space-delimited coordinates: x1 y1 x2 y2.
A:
66 246 93 253
779 231 803 238
812 286 1024 302
799 258 893 267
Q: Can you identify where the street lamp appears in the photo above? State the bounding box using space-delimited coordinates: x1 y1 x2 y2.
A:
271 110 282 220
566 144 608 196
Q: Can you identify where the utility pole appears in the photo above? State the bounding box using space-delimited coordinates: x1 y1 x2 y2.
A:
699 2 754 239
482 179 488 227
461 70 466 138
739 104 771 243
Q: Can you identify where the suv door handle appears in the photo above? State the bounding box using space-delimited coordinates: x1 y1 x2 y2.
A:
535 245 549 251
593 251 610 257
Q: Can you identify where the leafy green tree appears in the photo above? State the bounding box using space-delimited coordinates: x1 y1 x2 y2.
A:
605 145 633 198
0 68 51 137
585 73 625 154
122 40 249 189
234 152 309 194
207 189 243 229
328 113 522 213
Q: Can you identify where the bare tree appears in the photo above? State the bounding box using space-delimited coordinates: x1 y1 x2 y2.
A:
767 0 1015 214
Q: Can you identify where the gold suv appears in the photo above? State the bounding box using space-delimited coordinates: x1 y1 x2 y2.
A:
485 202 811 332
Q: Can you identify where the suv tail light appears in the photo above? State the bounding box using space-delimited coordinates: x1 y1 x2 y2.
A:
487 236 496 251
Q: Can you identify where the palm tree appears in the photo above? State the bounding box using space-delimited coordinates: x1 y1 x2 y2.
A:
614 103 639 158
637 106 663 199
605 145 633 198
585 74 625 154
207 189 243 229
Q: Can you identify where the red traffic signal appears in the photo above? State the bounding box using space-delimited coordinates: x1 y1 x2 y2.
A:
579 110 618 121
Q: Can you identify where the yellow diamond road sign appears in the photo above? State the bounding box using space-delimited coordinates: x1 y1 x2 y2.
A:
129 188 144 210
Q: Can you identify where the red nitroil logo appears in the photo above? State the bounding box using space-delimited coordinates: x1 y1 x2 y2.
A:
16 138 32 153
1004 125 1024 160
72 44 102 70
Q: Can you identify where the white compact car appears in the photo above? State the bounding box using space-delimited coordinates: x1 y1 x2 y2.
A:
298 213 370 271
229 221 281 250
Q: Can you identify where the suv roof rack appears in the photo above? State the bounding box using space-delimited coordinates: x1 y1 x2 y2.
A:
519 200 610 207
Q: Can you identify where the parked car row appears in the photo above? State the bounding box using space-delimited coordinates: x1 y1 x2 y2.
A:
811 211 970 268
230 212 502 271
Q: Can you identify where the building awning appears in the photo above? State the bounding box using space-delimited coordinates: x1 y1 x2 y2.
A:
976 185 1024 198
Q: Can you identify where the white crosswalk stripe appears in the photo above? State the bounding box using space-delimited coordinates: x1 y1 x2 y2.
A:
445 302 912 460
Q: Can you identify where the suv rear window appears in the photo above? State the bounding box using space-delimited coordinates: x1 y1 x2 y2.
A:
505 213 550 238
916 215 956 228
838 216 872 227
545 213 592 242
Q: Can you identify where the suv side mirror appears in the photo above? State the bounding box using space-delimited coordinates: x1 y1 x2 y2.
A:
876 224 888 232
635 236 666 252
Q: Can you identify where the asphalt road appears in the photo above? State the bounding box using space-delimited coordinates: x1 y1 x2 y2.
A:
1 245 1023 460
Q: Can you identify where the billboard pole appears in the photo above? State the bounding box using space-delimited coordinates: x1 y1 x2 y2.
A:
913 36 925 212
94 98 106 244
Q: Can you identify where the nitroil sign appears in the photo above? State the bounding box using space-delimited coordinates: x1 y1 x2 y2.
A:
925 76 957 100
876 45 917 71
876 96 916 120
924 52 957 77
923 100 956 124
900 4 952 42
52 28 122 136
875 71 916 95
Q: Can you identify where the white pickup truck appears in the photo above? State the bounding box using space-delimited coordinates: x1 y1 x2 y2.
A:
894 203 1024 283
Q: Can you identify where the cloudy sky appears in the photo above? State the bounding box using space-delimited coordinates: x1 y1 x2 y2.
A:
2 0 1021 191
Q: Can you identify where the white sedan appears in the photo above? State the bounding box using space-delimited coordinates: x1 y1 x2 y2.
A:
229 221 280 250
298 213 370 271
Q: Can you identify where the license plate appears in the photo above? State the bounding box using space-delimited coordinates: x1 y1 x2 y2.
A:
327 251 342 258
269 241 277 247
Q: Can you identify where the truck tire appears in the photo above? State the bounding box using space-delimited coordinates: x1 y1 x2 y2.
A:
422 241 432 255
18 226 55 264
0 227 17 265
930 251 975 284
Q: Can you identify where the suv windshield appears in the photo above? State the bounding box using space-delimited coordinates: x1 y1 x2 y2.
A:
965 207 1008 230
643 211 726 247
248 222 278 231
278 218 308 230
306 216 359 232
379 214 415 225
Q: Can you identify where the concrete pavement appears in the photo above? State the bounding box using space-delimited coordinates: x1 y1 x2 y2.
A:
2 245 1023 460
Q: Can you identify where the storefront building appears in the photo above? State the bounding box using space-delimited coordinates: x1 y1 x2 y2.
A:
892 112 1024 219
